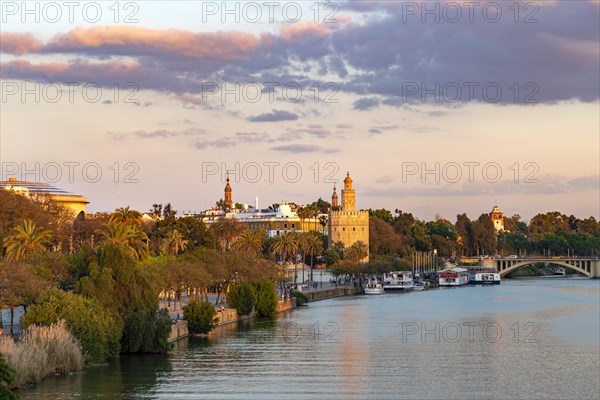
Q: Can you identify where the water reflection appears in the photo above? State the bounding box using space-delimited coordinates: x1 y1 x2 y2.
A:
19 279 600 400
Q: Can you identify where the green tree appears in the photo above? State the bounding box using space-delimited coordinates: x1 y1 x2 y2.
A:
271 232 298 283
3 219 52 261
0 354 19 399
346 241 368 262
254 280 278 318
20 289 120 363
234 229 265 256
183 300 218 334
227 282 256 316
160 229 189 256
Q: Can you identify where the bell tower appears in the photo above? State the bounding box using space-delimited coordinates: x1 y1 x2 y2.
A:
331 184 339 209
224 173 232 210
341 172 355 211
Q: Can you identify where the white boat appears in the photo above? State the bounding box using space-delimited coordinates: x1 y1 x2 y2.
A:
383 271 414 292
438 267 469 287
468 267 501 284
554 267 566 276
364 280 384 295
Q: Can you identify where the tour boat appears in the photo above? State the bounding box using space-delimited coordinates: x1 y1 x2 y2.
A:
554 267 566 276
468 267 501 284
412 281 427 291
438 267 469 287
382 271 414 292
364 280 384 295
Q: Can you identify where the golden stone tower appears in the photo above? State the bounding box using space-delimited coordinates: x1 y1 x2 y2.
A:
328 172 369 261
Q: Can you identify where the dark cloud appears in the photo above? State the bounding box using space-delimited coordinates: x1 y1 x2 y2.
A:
2 2 598 104
108 128 206 140
248 109 298 122
353 97 381 110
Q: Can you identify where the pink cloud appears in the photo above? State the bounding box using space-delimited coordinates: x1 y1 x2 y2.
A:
279 22 332 42
0 32 43 54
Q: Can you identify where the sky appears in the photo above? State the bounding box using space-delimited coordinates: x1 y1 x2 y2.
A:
1 0 599 222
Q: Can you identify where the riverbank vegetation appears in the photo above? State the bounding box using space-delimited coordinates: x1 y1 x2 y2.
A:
1 189 599 388
0 321 83 389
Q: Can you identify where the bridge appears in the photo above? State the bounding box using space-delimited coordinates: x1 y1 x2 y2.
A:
480 257 600 278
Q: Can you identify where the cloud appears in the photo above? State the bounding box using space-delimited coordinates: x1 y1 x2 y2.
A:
108 128 207 140
271 144 339 153
353 97 381 110
248 109 298 122
2 2 598 104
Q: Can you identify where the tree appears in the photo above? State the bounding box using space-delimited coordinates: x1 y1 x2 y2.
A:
96 221 149 261
368 209 394 224
183 300 218 334
271 232 298 283
346 241 368 262
21 289 121 363
254 280 278 318
0 354 19 399
160 229 189 256
234 229 265 256
109 206 142 227
211 219 244 252
304 233 324 281
227 282 256 316
3 219 53 261
369 216 401 255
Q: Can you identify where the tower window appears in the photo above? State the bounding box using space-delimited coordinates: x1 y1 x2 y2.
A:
291 223 295 229
284 223 288 229
353 227 355 231
343 227 345 231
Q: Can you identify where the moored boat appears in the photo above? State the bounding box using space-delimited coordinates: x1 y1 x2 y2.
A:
438 267 469 287
554 267 566 276
468 267 501 284
364 279 384 295
383 271 414 292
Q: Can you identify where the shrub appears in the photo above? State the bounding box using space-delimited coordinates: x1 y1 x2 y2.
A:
227 282 256 316
254 280 279 318
183 301 218 335
0 320 83 388
293 291 309 306
120 309 172 354
0 354 19 400
21 289 121 363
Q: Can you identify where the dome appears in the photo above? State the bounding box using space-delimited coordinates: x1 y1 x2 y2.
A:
343 172 353 185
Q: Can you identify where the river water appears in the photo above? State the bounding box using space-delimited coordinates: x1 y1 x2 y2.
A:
18 277 600 400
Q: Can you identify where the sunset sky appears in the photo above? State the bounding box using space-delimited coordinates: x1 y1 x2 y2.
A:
1 0 598 221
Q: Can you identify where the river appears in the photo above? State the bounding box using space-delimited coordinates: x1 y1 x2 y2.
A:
18 277 600 400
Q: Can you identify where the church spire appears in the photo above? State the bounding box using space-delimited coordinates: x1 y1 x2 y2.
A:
331 183 339 208
224 172 232 210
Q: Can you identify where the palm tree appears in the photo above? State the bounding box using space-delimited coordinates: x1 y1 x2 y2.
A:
297 206 310 232
96 221 149 261
297 232 311 282
346 240 368 262
305 233 324 281
4 219 53 261
161 229 189 256
319 215 328 234
234 229 264 256
271 232 298 284
109 206 142 227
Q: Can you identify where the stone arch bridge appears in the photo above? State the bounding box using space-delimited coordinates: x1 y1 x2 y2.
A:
480 257 600 278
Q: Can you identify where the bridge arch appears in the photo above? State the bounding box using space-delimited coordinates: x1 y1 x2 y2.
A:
498 260 592 278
